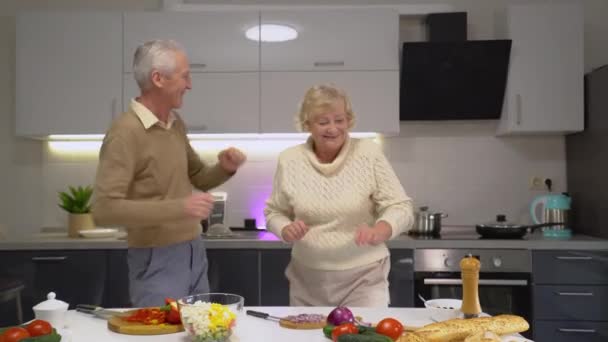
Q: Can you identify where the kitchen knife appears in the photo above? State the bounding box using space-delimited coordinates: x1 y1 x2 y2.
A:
246 310 282 322
76 304 125 320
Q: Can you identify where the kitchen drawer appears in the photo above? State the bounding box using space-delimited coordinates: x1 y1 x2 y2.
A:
534 321 608 342
532 250 608 284
533 285 608 321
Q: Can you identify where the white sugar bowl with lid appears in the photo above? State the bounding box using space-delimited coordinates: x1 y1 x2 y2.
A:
32 292 69 328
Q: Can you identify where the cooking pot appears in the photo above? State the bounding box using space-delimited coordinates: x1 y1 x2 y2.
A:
476 214 564 239
410 206 448 236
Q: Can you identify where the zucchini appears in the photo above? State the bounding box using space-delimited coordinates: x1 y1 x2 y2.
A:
361 330 393 342
356 325 376 334
337 333 392 342
323 324 335 339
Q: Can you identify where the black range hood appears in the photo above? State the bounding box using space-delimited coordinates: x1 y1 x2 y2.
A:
400 12 512 121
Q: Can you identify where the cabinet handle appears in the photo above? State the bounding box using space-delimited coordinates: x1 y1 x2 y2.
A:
555 291 593 296
397 258 413 265
31 256 68 262
424 279 528 286
188 125 207 132
555 256 593 261
313 61 345 67
190 63 207 69
557 328 597 334
515 94 522 125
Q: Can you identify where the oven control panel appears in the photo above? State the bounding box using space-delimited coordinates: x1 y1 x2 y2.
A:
414 249 531 273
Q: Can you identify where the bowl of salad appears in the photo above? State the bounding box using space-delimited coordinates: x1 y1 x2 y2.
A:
178 293 243 342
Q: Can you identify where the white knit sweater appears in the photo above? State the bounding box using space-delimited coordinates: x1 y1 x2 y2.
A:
264 137 414 271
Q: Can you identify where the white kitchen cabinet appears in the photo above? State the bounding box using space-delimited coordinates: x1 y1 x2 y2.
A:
261 71 399 133
124 72 259 133
123 11 259 73
497 4 584 135
261 8 399 71
16 13 122 136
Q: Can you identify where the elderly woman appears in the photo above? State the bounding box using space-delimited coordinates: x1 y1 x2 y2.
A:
264 84 414 307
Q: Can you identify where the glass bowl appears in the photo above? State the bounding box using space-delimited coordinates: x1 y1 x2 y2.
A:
178 293 244 342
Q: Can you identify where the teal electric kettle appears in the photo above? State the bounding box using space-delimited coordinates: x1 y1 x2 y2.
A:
530 193 571 230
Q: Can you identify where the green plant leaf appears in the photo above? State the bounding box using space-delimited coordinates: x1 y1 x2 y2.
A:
58 185 94 213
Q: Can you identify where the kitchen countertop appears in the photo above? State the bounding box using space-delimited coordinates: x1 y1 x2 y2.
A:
0 229 607 251
57 306 530 342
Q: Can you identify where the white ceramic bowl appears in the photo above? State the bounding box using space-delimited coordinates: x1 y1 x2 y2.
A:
424 298 463 322
79 228 118 238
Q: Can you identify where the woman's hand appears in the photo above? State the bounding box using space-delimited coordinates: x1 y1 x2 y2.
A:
281 220 309 242
355 221 393 246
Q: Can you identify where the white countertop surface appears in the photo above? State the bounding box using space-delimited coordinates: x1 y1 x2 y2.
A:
58 307 531 342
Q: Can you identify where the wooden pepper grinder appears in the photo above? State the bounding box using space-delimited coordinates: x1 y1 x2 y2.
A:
460 254 481 318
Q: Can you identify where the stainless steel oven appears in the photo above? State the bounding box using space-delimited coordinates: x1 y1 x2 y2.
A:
414 249 533 338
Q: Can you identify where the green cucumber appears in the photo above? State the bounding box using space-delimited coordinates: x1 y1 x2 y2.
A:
361 330 393 342
356 325 376 334
337 333 392 342
323 324 335 339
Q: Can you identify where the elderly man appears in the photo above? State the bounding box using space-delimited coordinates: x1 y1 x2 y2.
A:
93 40 246 307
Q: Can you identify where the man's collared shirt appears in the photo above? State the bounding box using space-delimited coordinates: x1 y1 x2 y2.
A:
130 98 176 130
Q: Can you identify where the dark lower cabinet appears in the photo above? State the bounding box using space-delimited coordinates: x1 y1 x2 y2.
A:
0 246 415 326
534 321 608 342
532 250 608 342
260 249 291 306
388 249 414 307
0 250 106 326
103 250 130 308
206 249 260 306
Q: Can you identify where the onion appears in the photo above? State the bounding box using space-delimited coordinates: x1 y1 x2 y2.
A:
326 306 355 326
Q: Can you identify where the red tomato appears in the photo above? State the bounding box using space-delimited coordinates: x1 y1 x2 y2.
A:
331 323 358 342
26 319 52 337
375 318 404 340
1 327 30 342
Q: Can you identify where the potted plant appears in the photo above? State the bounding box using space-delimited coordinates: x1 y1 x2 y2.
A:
59 185 95 238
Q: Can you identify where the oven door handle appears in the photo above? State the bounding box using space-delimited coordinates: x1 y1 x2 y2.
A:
423 278 528 286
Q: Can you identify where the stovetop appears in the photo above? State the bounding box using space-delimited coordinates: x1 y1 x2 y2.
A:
407 227 530 241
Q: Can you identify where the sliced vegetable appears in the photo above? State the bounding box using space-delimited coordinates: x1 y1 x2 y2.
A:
331 323 358 342
327 307 355 326
162 298 181 324
375 318 404 341
123 308 167 325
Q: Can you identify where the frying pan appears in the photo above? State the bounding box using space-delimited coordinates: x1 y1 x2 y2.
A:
476 215 565 239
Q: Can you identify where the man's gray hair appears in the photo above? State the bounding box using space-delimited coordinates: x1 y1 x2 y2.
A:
133 40 185 91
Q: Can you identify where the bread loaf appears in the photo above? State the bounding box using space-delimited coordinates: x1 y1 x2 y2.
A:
414 315 529 342
463 331 501 342
396 332 429 342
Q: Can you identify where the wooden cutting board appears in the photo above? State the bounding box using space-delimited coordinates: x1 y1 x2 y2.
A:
107 310 184 335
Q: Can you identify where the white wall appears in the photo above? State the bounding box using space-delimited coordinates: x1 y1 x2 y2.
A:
1 0 606 236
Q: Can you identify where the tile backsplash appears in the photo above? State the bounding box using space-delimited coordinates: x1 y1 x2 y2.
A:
31 120 566 235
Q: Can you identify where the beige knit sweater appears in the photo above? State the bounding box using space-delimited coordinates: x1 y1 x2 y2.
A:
264 137 414 271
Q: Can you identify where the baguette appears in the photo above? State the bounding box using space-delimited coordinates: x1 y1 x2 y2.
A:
463 331 501 342
415 315 529 342
396 332 429 342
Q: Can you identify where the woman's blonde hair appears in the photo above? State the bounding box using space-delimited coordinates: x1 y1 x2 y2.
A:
295 84 356 132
